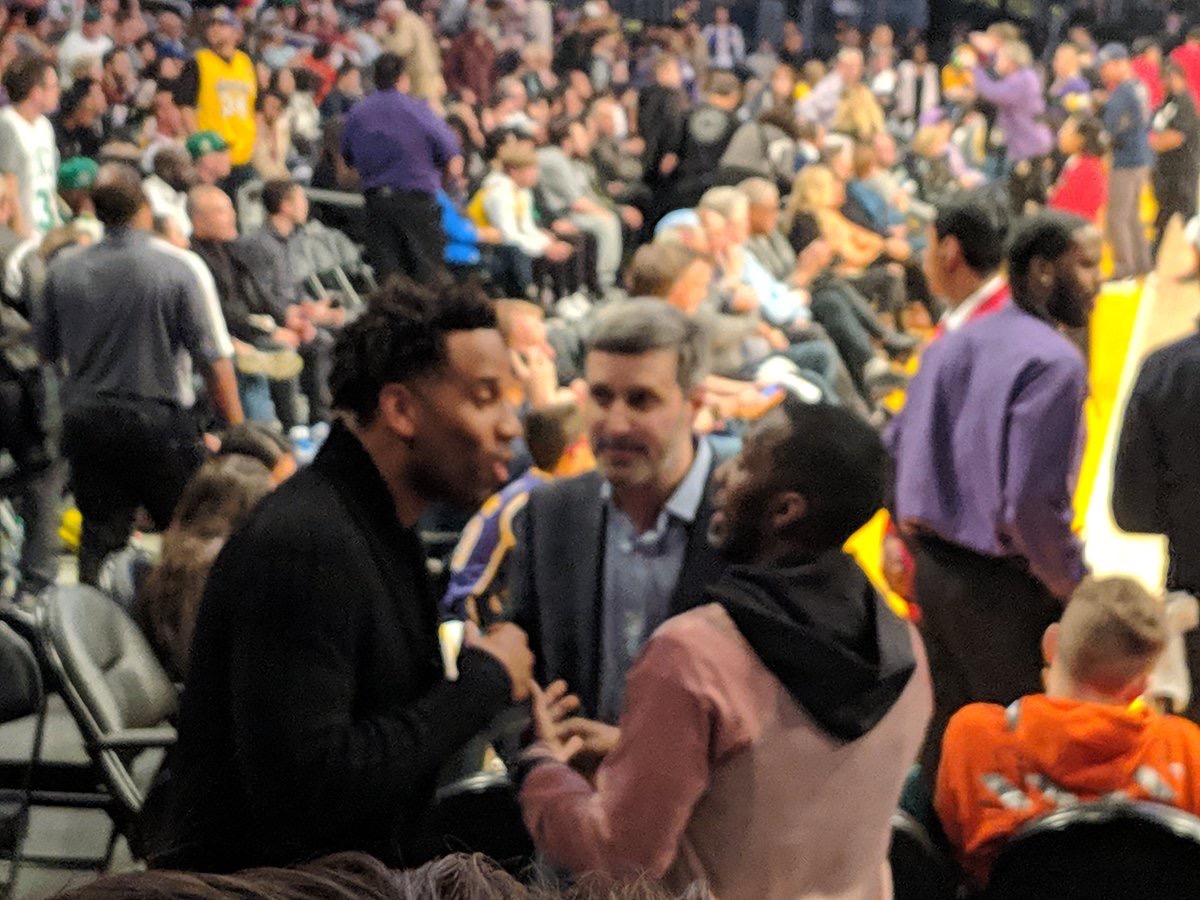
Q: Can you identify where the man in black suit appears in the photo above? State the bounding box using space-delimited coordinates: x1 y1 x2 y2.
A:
511 299 727 724
1113 314 1200 721
148 279 532 873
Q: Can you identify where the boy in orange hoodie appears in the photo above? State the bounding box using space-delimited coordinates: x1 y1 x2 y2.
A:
936 576 1200 889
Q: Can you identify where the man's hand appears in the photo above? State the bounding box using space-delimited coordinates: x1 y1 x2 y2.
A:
659 153 679 175
884 237 911 261
511 345 560 409
301 298 345 327
619 205 643 230
477 225 503 244
551 219 580 237
545 240 574 262
557 716 621 764
530 682 584 765
466 622 534 701
271 326 302 349
729 284 759 314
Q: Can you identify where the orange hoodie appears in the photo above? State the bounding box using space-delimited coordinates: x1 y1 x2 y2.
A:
935 694 1200 888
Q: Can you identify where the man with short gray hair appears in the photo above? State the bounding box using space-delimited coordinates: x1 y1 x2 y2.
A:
511 299 727 722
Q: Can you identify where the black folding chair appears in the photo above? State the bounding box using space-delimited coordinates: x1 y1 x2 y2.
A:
0 622 44 899
888 810 960 900
985 800 1200 899
34 585 178 866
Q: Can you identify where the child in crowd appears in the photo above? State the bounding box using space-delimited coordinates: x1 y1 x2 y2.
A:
1047 113 1109 224
936 576 1200 890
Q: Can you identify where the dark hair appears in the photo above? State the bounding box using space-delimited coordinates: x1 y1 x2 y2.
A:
585 298 708 392
933 191 1009 275
758 104 800 139
1007 210 1090 301
373 51 406 91
59 78 95 119
293 68 322 93
256 87 286 111
1071 113 1108 156
261 178 298 215
523 402 585 472
337 61 359 79
767 398 886 551
2 54 53 103
92 162 147 227
217 422 292 470
330 277 498 425
548 115 580 147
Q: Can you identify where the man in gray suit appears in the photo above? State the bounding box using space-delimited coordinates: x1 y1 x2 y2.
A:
511 300 727 723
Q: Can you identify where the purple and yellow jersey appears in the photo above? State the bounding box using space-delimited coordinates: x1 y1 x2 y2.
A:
440 468 550 624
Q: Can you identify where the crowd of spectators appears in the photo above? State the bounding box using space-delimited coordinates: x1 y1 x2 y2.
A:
3 0 1200 897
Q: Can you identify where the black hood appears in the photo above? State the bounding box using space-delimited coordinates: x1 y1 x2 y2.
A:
706 551 917 743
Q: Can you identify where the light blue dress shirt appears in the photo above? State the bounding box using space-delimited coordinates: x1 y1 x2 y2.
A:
597 440 713 723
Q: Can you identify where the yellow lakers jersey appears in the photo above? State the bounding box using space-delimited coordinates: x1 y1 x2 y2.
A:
194 48 257 166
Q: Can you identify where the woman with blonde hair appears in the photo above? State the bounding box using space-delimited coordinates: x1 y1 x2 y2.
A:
831 81 887 140
783 165 921 327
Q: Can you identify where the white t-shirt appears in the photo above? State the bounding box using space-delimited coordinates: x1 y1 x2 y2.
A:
150 237 236 408
57 30 115 85
0 108 62 238
143 174 193 239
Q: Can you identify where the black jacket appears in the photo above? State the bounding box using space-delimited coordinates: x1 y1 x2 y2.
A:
193 237 289 344
637 84 687 178
1113 329 1200 594
147 424 512 872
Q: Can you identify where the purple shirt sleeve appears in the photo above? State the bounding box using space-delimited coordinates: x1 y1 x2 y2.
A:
425 107 462 168
999 355 1088 600
972 66 1025 109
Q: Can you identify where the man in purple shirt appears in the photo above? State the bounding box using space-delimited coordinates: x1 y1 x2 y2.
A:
341 52 463 284
970 37 1054 214
887 211 1103 779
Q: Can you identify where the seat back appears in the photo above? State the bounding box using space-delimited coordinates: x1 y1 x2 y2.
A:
40 585 176 738
986 800 1200 899
888 811 958 900
0 622 40 725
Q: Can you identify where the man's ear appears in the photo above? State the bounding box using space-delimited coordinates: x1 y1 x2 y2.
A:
377 383 420 442
942 234 963 272
771 491 806 532
1029 255 1056 295
1042 622 1060 668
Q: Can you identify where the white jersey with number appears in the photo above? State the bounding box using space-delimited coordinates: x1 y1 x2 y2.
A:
0 108 62 238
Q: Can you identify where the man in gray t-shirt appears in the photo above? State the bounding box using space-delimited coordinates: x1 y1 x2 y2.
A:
35 164 243 585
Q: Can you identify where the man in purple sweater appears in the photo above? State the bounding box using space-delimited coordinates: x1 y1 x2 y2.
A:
970 36 1054 214
887 211 1103 779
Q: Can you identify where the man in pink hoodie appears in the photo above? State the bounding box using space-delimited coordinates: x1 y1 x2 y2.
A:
519 399 933 899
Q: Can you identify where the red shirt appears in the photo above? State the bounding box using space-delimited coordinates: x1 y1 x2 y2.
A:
1170 42 1200 108
1048 154 1108 224
1132 56 1165 110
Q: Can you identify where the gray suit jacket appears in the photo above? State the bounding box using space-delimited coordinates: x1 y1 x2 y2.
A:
509 451 728 720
